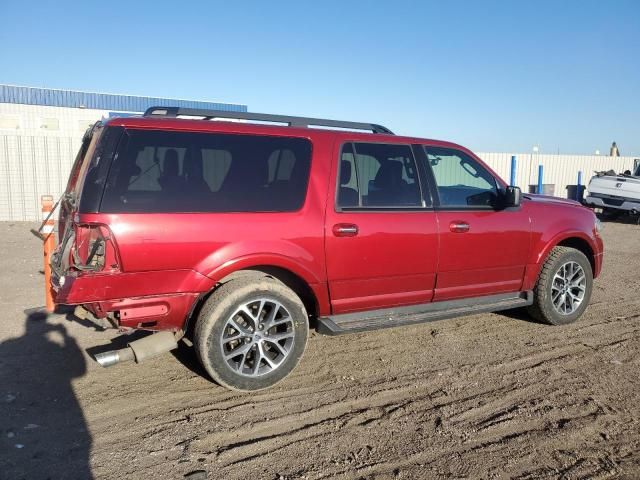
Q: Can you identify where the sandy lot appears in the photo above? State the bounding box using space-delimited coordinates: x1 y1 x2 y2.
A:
1 220 639 480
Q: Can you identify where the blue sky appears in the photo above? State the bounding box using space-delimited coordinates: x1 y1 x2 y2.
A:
1 0 639 155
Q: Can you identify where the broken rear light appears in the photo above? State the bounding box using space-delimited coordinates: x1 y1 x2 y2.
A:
72 224 120 273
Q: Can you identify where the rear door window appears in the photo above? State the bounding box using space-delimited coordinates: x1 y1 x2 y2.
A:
337 142 423 208
100 130 312 213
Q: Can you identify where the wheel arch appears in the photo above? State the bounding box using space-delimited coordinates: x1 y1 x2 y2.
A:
556 236 595 273
185 262 326 339
524 231 599 291
534 231 597 272
218 265 320 320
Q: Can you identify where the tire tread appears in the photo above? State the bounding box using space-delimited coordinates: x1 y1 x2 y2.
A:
193 274 308 391
527 246 592 325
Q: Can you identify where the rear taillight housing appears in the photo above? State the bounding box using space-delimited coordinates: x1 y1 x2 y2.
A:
72 224 120 273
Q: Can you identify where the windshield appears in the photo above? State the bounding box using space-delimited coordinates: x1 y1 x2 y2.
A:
635 163 640 177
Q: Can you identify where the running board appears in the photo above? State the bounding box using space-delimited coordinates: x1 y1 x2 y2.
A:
317 291 533 335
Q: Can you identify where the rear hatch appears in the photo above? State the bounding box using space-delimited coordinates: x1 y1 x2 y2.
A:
51 123 124 286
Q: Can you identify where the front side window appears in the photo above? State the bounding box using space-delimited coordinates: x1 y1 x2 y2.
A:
337 142 422 208
101 130 312 213
423 146 498 208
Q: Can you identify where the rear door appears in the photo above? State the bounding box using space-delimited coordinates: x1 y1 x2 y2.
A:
324 141 439 314
418 145 531 301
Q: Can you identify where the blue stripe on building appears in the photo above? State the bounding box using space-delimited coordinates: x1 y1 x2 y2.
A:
0 85 246 113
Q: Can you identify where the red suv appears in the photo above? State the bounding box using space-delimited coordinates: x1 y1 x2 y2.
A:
51 107 604 391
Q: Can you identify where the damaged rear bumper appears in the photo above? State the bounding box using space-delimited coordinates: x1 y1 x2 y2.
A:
52 269 214 330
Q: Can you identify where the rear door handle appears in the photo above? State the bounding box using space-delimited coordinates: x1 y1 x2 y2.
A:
333 223 359 237
449 221 470 233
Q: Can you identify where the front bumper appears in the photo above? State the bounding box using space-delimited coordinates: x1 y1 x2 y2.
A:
585 195 640 212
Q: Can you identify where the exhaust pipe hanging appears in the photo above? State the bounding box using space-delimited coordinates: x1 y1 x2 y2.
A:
94 331 179 367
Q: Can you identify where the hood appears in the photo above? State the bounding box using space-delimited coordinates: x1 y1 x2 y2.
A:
523 194 582 207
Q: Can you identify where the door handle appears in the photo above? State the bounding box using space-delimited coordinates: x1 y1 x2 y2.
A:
333 223 359 237
449 221 470 233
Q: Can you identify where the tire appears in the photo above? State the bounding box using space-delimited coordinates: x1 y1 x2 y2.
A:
194 274 309 391
601 208 623 220
527 246 593 325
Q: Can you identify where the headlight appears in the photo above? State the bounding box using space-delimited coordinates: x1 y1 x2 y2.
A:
595 217 603 233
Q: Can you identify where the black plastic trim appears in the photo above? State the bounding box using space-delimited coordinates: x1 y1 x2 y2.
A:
337 207 435 213
412 144 440 207
317 291 533 335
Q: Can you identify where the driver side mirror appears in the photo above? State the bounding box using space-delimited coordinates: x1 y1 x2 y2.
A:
503 186 521 208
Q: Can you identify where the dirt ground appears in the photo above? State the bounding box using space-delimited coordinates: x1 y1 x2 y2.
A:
1 219 639 480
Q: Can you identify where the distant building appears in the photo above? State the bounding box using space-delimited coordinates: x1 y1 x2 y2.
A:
0 84 247 221
0 84 247 137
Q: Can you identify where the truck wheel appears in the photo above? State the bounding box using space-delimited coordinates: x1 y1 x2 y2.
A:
601 208 622 220
527 246 593 325
194 274 309 391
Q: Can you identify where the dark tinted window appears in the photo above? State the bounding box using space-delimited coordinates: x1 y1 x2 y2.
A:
100 130 312 213
337 142 422 208
78 126 123 213
423 146 498 208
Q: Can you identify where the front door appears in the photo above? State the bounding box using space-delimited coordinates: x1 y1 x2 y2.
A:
420 145 531 301
325 142 439 314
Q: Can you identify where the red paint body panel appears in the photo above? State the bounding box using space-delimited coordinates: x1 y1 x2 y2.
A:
325 213 439 313
433 209 531 300
54 268 214 303
521 196 604 289
51 116 604 332
86 294 200 331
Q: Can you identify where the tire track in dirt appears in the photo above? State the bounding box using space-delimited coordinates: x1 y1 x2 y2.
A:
4 222 639 479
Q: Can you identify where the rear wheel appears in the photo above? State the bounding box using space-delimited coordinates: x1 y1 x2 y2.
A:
194 274 308 391
527 246 593 325
601 207 623 220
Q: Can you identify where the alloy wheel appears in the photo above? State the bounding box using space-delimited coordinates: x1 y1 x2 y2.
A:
220 298 295 377
551 261 587 315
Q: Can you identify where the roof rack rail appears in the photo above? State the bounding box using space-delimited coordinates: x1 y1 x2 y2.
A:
143 106 394 135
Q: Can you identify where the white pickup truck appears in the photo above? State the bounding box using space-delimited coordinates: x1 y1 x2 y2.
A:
585 162 640 216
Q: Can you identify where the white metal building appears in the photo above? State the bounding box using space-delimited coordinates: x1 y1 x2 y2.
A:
0 85 247 221
476 151 639 197
0 85 638 221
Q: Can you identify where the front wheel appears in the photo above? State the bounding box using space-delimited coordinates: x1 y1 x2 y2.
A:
527 246 593 325
194 274 309 391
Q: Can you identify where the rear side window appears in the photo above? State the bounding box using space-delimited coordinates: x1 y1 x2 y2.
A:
337 142 422 208
100 130 312 213
78 126 124 213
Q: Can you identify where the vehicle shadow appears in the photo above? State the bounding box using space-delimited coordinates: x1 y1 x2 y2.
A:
0 309 93 480
495 307 543 324
596 212 640 225
171 341 210 379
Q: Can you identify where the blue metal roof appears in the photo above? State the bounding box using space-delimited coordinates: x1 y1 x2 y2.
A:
0 84 246 113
